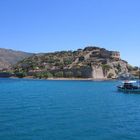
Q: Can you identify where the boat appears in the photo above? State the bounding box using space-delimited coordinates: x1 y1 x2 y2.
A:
117 80 140 93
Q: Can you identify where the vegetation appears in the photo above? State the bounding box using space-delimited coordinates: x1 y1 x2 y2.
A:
116 64 121 72
65 71 73 77
102 64 111 76
76 71 82 78
33 72 53 79
15 72 27 78
54 71 63 77
107 73 114 78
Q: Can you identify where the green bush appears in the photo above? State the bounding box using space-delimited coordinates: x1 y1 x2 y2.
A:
63 58 72 65
102 64 111 71
102 64 111 76
15 72 27 78
46 72 53 78
33 72 53 79
54 71 63 77
76 71 82 78
65 71 73 77
107 73 114 78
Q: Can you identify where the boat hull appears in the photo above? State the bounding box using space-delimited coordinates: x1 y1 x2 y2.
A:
118 87 140 93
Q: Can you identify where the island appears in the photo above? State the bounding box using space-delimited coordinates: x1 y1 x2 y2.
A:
0 46 139 80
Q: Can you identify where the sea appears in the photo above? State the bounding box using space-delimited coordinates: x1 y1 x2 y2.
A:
0 78 140 140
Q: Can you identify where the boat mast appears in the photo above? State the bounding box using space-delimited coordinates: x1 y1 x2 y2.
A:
139 66 140 80
138 66 140 87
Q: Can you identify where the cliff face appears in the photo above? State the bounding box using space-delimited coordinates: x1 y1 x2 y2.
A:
13 46 135 79
0 48 33 69
91 61 129 79
92 65 104 79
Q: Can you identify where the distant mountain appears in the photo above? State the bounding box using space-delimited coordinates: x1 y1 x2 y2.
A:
0 48 33 69
13 46 138 79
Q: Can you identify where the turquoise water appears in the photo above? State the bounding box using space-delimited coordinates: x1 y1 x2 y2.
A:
0 78 140 140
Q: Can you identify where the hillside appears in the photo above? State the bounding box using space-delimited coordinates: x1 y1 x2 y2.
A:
13 46 138 79
0 48 33 69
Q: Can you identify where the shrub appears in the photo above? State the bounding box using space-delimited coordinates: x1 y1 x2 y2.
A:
65 71 73 77
33 72 53 79
15 72 27 78
76 71 82 78
102 64 111 76
54 71 63 77
46 72 53 78
107 73 114 78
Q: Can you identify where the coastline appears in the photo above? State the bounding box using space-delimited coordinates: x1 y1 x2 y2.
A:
9 76 115 81
47 77 94 81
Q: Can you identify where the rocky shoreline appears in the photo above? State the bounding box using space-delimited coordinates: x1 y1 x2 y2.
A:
9 75 115 81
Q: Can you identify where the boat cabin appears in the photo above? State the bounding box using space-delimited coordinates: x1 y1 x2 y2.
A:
117 80 140 93
123 82 137 89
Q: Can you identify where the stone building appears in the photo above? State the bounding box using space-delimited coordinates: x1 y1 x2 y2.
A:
110 51 120 60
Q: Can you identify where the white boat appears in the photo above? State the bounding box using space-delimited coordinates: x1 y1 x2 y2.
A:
117 80 140 93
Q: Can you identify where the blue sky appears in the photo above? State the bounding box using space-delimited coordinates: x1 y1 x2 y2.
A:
0 0 140 66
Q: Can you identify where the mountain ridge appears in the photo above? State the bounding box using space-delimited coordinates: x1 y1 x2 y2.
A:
0 48 34 69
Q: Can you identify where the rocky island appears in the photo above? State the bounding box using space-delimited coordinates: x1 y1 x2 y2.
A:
9 46 138 79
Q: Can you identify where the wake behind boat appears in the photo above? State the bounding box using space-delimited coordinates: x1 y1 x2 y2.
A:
117 80 140 93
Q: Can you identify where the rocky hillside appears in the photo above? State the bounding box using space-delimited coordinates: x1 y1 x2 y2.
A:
13 46 137 79
0 48 33 69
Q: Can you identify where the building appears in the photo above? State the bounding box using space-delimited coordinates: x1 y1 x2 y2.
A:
110 51 120 60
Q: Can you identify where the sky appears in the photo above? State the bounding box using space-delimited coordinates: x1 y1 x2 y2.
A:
0 0 140 66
